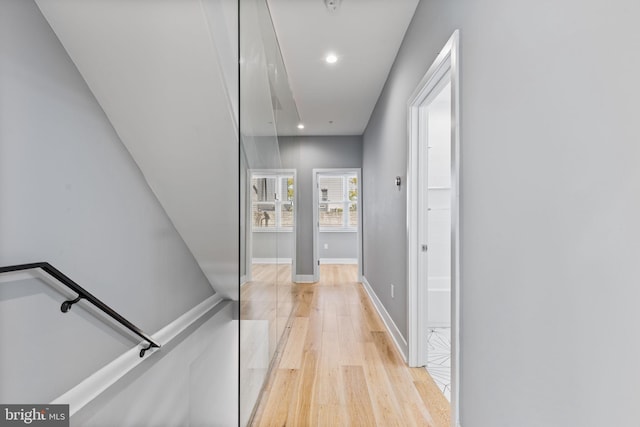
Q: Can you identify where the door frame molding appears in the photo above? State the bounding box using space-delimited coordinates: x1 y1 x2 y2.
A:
406 30 460 426
312 168 363 282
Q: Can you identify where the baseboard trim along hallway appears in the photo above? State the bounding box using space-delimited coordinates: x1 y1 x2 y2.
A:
361 275 409 362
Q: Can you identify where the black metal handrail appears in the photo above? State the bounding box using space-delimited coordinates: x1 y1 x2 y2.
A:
0 262 160 357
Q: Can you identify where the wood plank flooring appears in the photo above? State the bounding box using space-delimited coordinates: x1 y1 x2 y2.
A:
250 264 450 427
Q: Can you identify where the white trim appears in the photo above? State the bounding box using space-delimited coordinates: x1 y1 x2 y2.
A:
319 227 357 233
313 168 363 282
0 270 35 283
51 294 224 416
243 160 252 284
319 258 358 265
294 275 316 283
312 171 319 282
361 276 408 361
251 258 292 265
407 30 460 427
251 228 294 233
291 170 298 283
246 168 254 284
240 275 248 286
451 31 462 427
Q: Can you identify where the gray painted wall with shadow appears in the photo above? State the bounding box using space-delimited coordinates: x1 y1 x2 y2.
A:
0 0 217 405
278 136 362 275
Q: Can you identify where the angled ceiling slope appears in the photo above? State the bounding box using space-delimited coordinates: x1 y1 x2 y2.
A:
36 0 240 299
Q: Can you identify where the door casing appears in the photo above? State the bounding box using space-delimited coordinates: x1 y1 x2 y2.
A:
312 168 363 282
407 30 460 426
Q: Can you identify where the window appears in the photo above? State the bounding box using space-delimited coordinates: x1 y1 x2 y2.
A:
318 173 358 231
251 172 294 231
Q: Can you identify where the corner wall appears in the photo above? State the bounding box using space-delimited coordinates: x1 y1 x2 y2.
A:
363 0 640 425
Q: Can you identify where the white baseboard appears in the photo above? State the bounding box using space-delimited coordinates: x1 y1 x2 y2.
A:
51 294 224 416
294 275 316 283
251 258 292 265
361 276 408 362
320 258 358 265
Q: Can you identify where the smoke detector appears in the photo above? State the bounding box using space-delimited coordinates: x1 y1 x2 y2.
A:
324 0 342 13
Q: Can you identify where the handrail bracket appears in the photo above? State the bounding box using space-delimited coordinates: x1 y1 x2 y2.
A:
0 262 161 358
61 295 83 313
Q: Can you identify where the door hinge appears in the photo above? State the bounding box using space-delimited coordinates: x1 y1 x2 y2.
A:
421 244 428 252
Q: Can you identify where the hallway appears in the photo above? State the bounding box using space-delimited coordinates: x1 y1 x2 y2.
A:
250 265 450 426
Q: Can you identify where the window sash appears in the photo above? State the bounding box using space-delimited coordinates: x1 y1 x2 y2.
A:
318 174 357 231
252 174 294 231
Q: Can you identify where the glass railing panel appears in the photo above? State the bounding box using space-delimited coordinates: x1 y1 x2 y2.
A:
239 0 301 424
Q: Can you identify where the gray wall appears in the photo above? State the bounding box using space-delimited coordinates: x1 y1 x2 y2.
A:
363 0 640 425
279 136 362 275
252 231 355 261
251 231 294 259
0 0 215 404
70 303 237 427
319 232 358 260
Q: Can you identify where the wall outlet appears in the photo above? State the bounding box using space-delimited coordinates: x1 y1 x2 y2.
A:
324 243 329 249
391 284 395 298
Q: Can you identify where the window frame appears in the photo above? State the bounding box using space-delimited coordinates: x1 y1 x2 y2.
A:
250 170 296 233
318 173 358 233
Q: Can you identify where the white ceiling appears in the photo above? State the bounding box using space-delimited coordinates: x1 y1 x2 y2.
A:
266 0 419 135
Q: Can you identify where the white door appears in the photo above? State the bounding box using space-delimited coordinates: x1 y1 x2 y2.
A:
420 78 453 401
407 30 460 423
423 80 452 329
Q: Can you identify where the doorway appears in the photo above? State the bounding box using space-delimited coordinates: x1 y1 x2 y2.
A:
247 169 297 283
407 30 460 423
312 168 363 282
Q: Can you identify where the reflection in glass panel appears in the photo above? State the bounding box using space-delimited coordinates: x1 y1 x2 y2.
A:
349 202 358 227
251 173 294 231
281 201 294 228
282 177 294 201
320 202 345 227
239 0 300 423
252 177 277 202
253 202 276 228
318 176 343 201
348 176 358 201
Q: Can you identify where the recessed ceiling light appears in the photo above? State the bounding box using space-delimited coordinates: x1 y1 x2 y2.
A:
297 123 305 129
326 54 338 64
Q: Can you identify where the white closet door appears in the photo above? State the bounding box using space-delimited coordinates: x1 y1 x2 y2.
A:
426 81 452 327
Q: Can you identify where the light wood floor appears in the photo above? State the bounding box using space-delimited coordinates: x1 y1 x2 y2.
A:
250 264 450 427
